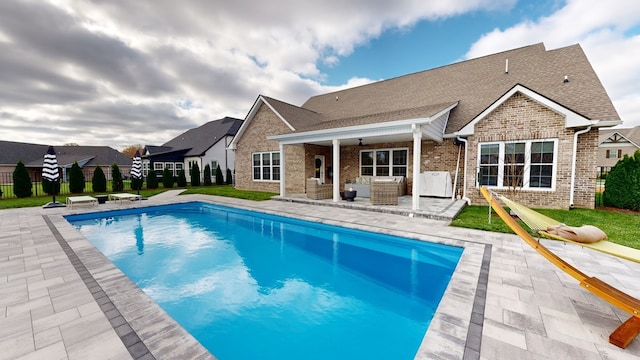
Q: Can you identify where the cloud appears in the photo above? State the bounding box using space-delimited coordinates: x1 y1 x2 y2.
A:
465 0 640 127
5 0 638 151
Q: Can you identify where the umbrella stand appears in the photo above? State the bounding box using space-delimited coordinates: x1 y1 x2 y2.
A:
42 178 66 208
42 146 66 208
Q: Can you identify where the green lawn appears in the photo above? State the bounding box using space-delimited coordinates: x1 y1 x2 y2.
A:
451 205 640 250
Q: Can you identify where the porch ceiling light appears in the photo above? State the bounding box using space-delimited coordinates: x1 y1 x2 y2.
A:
358 138 363 146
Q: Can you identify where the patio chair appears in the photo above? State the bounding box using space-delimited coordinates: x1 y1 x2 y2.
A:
480 186 640 349
370 180 398 205
306 178 332 200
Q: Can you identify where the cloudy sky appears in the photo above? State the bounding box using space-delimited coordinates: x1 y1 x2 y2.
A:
1 0 639 151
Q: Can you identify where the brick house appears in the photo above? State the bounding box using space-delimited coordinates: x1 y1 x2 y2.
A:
229 43 621 209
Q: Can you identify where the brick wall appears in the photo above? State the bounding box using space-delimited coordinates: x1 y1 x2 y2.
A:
465 92 596 209
234 103 292 193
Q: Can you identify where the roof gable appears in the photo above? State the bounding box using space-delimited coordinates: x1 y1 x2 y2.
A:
599 126 640 148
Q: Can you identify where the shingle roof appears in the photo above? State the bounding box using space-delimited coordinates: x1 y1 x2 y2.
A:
154 117 243 156
297 43 619 134
0 141 131 167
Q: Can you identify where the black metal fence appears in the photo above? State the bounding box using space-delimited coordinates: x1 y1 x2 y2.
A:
0 170 132 199
595 167 612 207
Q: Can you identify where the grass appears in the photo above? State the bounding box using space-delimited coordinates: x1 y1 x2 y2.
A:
0 189 167 209
181 185 278 200
451 205 640 250
0 185 277 209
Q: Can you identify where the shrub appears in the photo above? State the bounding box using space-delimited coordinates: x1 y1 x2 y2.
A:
111 163 124 191
146 170 159 189
162 167 174 188
215 165 224 185
92 165 107 192
13 161 32 198
177 169 187 187
226 168 233 185
203 164 212 186
603 150 640 210
69 162 86 193
131 176 143 191
191 163 201 186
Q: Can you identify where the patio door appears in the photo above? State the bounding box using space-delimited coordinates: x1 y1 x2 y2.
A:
314 155 325 183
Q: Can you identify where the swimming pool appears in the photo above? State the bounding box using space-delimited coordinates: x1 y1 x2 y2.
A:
66 202 462 359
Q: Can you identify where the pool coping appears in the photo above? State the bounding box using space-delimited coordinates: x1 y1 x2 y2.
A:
46 197 488 359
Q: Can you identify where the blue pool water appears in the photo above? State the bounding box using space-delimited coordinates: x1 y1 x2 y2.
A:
66 202 462 359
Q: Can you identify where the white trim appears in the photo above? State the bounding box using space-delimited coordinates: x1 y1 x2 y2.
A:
268 102 458 145
228 96 295 150
476 138 558 191
458 85 594 136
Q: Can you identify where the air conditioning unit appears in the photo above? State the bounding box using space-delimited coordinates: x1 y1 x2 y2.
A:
419 171 453 197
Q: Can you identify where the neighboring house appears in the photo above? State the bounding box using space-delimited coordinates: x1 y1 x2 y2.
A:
0 141 132 182
598 126 640 171
229 43 621 210
143 117 243 182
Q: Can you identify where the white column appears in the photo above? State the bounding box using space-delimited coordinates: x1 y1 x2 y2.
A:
412 124 422 211
279 143 285 196
332 138 340 202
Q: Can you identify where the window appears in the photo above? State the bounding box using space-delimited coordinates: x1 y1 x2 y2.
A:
143 162 149 177
253 152 280 181
478 140 557 190
360 148 408 177
175 163 183 176
606 149 622 159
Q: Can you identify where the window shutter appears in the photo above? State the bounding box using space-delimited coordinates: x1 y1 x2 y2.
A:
606 150 610 158
618 149 622 158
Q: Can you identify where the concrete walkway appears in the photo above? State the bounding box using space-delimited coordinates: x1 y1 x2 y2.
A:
1 192 639 359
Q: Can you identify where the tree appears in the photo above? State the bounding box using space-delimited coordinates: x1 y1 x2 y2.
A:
203 164 212 186
191 163 201 186
147 170 159 189
111 163 124 191
69 162 86 193
215 165 224 185
226 168 233 185
121 144 143 158
603 150 640 210
177 169 187 187
162 167 174 188
12 160 32 198
131 176 144 191
92 165 107 192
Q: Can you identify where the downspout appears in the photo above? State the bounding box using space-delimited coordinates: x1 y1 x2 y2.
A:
456 135 471 205
569 126 591 208
452 142 461 200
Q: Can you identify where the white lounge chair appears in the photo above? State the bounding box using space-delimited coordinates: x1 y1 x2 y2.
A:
66 196 98 209
108 193 142 205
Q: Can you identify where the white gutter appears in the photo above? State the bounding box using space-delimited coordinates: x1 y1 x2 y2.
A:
569 126 591 208
456 135 471 205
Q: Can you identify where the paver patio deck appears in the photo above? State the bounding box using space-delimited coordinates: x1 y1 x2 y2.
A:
1 191 639 359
